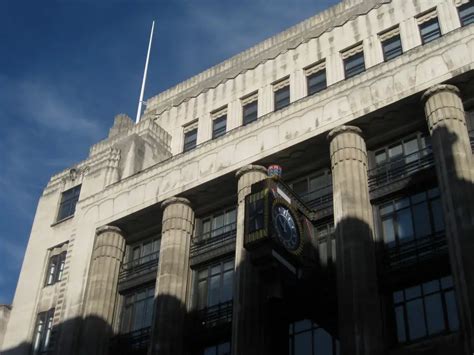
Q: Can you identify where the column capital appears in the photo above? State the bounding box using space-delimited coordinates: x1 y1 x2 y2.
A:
235 164 267 179
421 84 461 103
96 225 123 236
161 196 192 210
327 125 363 142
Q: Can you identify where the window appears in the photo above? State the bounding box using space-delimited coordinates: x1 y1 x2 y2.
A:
120 285 155 333
57 185 81 221
458 1 474 26
314 222 336 266
274 77 290 111
195 259 234 310
380 27 402 61
203 341 231 355
212 107 227 139
242 92 258 125
342 44 365 79
379 188 444 249
392 275 459 343
306 62 327 96
128 238 160 266
290 169 332 208
289 319 339 355
198 208 236 240
374 134 431 167
32 309 54 355
418 11 441 44
45 252 66 286
183 121 198 152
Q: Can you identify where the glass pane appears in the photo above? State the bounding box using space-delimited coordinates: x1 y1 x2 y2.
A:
425 293 445 335
397 209 414 242
382 35 402 61
405 285 422 300
309 174 326 192
314 328 332 355
225 209 237 226
208 274 220 306
410 192 426 204
224 260 234 271
344 52 365 78
441 275 454 289
413 202 431 238
393 291 404 303
431 199 445 232
294 330 312 355
445 290 460 331
382 218 396 246
307 70 327 95
202 219 211 237
243 101 258 125
221 270 233 302
375 150 387 165
293 180 308 195
204 346 217 355
294 319 312 333
212 214 225 237
395 305 407 343
459 2 474 26
394 198 409 210
388 144 403 159
198 280 207 309
420 18 441 44
380 203 393 215
217 342 231 355
407 299 427 340
423 280 440 294
404 138 419 162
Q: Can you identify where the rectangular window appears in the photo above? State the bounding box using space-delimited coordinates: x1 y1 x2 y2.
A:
290 169 332 208
120 285 155 333
195 259 234 310
212 107 227 139
128 238 160 266
183 121 198 152
458 1 474 26
418 10 441 44
306 62 327 96
57 185 81 221
380 27 402 61
242 92 258 125
45 252 66 286
273 77 290 111
314 221 336 266
289 319 340 355
203 341 231 355
342 44 365 79
32 309 54 355
374 133 431 167
199 208 237 240
392 275 459 344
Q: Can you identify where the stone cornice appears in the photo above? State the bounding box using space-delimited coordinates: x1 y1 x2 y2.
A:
421 84 461 103
96 225 123 236
327 125 363 142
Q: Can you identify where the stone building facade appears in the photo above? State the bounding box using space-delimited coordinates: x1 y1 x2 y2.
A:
2 0 474 354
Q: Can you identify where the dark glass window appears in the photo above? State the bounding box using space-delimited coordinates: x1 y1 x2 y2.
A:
379 188 444 249
199 208 236 240
274 85 290 111
243 99 258 125
343 51 365 79
120 285 155 333
374 134 431 167
57 185 81 221
459 2 474 26
314 222 336 266
196 259 234 310
419 17 441 44
32 309 54 355
203 341 231 355
393 275 459 343
290 169 332 208
289 319 340 355
307 69 327 96
382 35 403 61
212 115 227 139
183 128 198 152
129 238 160 266
45 252 66 286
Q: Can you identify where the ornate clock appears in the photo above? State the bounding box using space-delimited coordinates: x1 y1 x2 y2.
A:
272 202 300 251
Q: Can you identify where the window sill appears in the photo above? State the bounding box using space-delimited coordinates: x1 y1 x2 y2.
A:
51 215 74 227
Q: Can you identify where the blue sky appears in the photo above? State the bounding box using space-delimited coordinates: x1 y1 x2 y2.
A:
0 0 337 304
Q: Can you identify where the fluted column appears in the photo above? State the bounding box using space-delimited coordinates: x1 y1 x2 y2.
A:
328 126 383 355
149 197 194 355
423 84 474 354
232 165 268 355
80 226 126 355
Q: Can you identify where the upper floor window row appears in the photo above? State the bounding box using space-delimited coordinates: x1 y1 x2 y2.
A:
57 185 81 222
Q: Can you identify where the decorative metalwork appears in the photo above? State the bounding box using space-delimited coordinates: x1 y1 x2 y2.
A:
190 223 237 259
109 327 151 355
118 252 159 283
192 300 233 329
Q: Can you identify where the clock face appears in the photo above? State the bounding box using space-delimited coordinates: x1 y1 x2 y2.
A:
272 203 300 251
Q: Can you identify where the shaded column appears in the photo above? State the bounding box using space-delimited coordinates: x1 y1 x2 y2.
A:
328 126 383 355
423 84 474 354
232 165 269 355
80 226 126 355
149 197 194 355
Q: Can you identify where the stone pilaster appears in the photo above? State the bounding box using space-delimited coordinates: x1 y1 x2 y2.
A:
328 126 383 355
232 165 268 355
79 226 126 355
423 84 474 354
149 197 194 355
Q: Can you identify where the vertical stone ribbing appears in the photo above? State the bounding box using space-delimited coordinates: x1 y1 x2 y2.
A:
423 84 474 354
328 126 383 355
79 226 125 355
149 197 194 355
232 165 268 355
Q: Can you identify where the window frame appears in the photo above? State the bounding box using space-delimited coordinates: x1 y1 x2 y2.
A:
212 114 227 139
241 92 258 126
45 251 66 286
183 122 198 152
342 43 365 79
306 65 327 96
120 284 155 334
288 319 340 355
458 1 474 27
417 10 441 45
32 308 55 355
273 77 290 111
56 185 81 222
379 26 403 61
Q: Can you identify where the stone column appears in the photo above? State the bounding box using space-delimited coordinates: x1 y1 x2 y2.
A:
422 84 474 354
80 226 126 355
149 197 194 355
232 165 268 355
328 126 383 355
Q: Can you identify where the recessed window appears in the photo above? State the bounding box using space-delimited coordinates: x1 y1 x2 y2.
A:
120 285 155 334
203 341 231 355
392 275 459 343
305 62 327 96
289 319 340 355
418 10 441 44
273 77 290 111
342 44 365 79
458 1 474 26
380 27 403 61
195 259 234 310
374 134 431 167
32 309 54 355
242 93 258 125
129 238 160 266
45 252 66 286
198 207 236 240
290 169 332 208
212 107 227 139
183 122 198 152
57 185 81 221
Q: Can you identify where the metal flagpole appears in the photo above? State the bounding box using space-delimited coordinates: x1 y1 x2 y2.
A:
135 20 155 124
